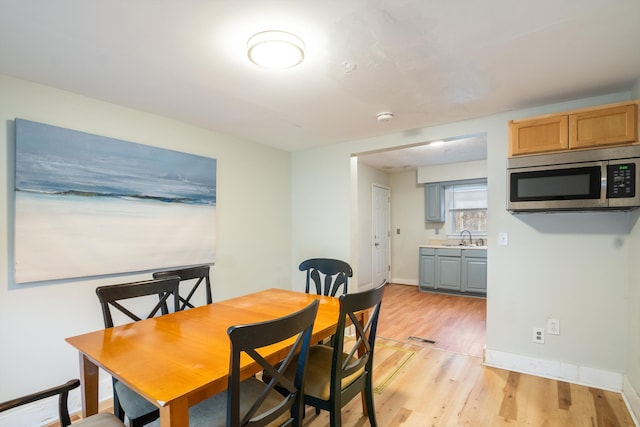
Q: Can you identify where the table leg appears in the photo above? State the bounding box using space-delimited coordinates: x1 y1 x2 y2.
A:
159 398 189 427
79 354 99 417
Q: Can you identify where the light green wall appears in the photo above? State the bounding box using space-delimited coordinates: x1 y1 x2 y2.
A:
292 91 635 381
627 209 640 403
290 144 353 291
0 75 292 406
389 169 430 285
632 80 640 99
625 80 640 410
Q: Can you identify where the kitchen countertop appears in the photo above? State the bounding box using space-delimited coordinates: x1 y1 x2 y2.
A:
419 244 488 250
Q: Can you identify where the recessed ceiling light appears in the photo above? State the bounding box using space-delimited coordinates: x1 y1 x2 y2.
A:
247 30 305 69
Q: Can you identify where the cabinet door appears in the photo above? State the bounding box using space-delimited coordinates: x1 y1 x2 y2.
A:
508 115 569 156
425 183 445 222
419 255 436 290
569 103 637 149
462 257 487 293
436 256 461 290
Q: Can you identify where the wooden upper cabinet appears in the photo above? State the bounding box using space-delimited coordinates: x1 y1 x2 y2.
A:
509 115 569 156
508 100 639 157
569 103 637 149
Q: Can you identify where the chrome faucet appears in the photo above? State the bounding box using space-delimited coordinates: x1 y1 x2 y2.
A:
460 229 472 246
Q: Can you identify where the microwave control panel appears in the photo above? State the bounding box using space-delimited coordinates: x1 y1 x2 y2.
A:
607 163 636 198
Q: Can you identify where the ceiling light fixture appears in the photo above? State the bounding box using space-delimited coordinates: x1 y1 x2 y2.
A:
247 30 305 69
377 112 394 122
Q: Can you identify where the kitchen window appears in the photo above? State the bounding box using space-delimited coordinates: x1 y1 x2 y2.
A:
446 180 487 236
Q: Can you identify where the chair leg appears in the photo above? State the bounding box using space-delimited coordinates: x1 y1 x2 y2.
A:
329 408 341 427
292 401 304 427
364 377 377 427
112 381 125 422
130 408 161 427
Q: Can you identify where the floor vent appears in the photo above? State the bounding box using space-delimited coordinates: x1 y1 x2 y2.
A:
408 336 436 344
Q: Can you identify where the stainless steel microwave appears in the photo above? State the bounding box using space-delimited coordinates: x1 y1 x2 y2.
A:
507 145 640 212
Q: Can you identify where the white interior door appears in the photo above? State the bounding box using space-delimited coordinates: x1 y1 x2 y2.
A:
372 185 390 287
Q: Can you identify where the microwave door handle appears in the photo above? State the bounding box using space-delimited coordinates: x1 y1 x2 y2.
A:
601 161 608 204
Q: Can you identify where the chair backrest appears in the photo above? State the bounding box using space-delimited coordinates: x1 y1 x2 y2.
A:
95 276 181 328
227 299 319 427
331 281 386 400
299 258 353 296
153 264 213 310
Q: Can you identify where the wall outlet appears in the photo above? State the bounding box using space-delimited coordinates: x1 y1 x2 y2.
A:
533 327 545 344
547 318 560 335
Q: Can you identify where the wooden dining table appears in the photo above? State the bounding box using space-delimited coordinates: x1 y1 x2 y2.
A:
65 288 342 427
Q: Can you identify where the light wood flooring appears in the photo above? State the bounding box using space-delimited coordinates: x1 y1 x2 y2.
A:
61 284 636 426
303 284 636 426
376 283 487 357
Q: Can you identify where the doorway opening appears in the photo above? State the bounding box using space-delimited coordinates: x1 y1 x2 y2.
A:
353 132 487 355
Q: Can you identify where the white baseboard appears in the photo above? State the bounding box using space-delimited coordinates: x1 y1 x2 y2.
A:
360 279 418 290
355 282 373 291
623 376 640 426
390 278 418 286
484 348 623 392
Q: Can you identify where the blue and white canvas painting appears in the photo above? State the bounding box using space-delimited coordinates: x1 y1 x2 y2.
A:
14 118 216 283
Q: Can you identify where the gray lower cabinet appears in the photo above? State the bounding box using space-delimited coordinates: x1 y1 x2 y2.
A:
419 247 436 289
419 247 487 295
435 248 461 291
461 250 487 293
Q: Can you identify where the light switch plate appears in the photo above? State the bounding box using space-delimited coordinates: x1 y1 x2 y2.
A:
498 232 508 245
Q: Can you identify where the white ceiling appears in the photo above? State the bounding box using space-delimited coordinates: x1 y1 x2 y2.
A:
0 0 639 167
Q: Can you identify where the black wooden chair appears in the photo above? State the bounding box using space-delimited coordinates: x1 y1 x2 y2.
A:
95 276 181 427
152 264 213 310
0 378 125 426
188 299 319 427
299 258 352 297
283 281 386 427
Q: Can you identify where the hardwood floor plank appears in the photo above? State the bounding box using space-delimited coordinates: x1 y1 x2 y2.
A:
590 387 625 427
558 380 572 410
499 371 520 420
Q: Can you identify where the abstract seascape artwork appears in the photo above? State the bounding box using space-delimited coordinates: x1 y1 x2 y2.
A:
14 119 217 283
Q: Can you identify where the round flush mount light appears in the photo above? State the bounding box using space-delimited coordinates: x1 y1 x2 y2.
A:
377 112 394 122
247 30 305 69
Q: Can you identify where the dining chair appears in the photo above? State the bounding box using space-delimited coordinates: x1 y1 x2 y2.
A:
188 299 319 427
299 258 353 297
95 276 181 427
283 281 386 427
0 378 125 426
152 264 213 310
